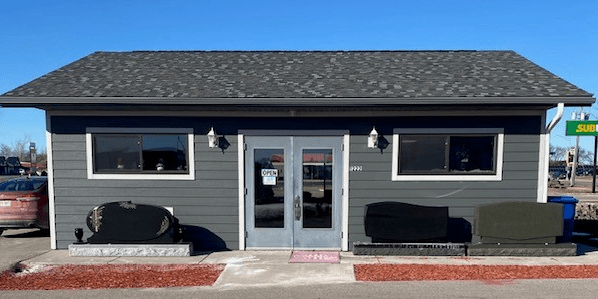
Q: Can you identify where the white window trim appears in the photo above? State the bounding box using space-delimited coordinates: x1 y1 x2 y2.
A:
391 128 504 182
86 127 195 180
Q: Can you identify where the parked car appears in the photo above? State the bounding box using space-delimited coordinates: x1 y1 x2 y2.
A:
0 176 49 236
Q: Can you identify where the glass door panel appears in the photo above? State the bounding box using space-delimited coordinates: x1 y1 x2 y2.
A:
254 149 285 228
245 135 342 250
292 136 342 249
245 136 293 249
302 149 333 228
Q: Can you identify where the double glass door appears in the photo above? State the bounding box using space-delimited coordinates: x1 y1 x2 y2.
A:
245 136 342 249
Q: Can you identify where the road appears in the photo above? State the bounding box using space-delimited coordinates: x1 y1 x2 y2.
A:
3 278 598 298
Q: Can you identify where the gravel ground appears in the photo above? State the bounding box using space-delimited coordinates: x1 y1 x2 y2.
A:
354 264 598 282
549 176 598 196
0 264 224 291
6 262 598 290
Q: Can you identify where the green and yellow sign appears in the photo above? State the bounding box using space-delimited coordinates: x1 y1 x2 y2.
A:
566 120 598 136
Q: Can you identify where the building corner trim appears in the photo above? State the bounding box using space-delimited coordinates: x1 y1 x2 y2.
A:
45 112 57 249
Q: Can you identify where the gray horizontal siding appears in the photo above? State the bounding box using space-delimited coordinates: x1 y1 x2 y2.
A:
55 213 239 226
53 178 238 189
53 187 238 198
49 114 544 250
349 189 537 199
349 179 536 190
51 126 240 249
347 129 541 245
349 170 538 181
348 161 538 173
54 196 239 206
54 204 237 215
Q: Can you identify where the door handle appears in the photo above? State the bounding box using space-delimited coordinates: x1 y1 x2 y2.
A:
294 195 301 221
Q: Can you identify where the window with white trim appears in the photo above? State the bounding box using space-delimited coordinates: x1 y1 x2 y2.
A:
391 129 503 181
86 128 195 180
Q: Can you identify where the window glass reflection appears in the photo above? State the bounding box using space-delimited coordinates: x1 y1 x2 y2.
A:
398 134 497 175
94 135 141 172
93 134 188 174
254 149 285 228
142 135 188 172
302 149 333 228
399 135 446 173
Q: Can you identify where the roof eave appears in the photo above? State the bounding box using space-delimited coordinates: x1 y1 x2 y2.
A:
0 96 595 109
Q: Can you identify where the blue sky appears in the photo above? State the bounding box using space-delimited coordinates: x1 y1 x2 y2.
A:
0 0 596 153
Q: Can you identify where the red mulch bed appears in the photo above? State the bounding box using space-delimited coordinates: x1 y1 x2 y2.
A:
355 264 598 282
0 264 224 290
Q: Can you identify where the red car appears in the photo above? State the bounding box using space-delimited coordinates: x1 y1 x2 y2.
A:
0 176 49 236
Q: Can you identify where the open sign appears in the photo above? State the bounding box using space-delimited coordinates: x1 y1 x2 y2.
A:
261 169 278 186
261 169 278 177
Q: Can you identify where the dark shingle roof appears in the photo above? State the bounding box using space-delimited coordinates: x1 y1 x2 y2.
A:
0 50 594 107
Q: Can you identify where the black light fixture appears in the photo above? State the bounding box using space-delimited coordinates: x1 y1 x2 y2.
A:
377 136 390 151
218 137 230 151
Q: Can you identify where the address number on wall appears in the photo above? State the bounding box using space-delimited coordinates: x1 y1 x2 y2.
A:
350 166 363 172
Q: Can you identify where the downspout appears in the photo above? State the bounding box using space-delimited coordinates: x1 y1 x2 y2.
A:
539 103 564 203
547 103 565 132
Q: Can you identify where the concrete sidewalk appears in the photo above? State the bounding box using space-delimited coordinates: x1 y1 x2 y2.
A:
13 245 598 289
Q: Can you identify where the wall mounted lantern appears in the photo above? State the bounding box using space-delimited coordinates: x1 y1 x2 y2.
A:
368 127 379 149
207 127 219 148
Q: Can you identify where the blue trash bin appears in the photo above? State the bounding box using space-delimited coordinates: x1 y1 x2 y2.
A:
548 196 578 243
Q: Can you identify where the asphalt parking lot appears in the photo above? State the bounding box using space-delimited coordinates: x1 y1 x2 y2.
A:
0 228 51 272
0 175 52 272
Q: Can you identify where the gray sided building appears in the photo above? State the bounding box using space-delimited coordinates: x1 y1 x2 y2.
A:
0 51 594 250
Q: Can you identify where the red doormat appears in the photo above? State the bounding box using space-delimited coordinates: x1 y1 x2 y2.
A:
0 263 224 290
354 264 598 282
289 251 340 263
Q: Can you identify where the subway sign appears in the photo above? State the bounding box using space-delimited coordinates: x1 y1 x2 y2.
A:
566 120 598 136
